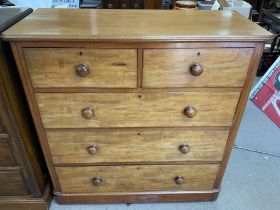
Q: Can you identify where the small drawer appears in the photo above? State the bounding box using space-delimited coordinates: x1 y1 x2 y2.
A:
23 48 137 88
143 48 253 88
0 135 16 166
36 91 240 128
48 129 229 164
56 164 219 193
0 170 28 196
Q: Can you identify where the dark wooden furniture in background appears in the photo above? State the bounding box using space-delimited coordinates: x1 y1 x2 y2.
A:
102 0 163 9
262 9 280 32
2 9 272 204
102 0 143 9
144 0 162 9
0 8 51 210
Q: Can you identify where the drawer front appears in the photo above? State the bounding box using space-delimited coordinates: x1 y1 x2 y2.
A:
36 92 240 128
143 48 253 88
48 129 229 164
24 48 137 88
56 164 219 193
0 136 16 166
0 170 27 196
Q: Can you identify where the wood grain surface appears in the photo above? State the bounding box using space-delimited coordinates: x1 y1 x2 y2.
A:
10 42 61 192
55 190 219 203
47 129 229 164
214 43 266 189
1 9 273 42
0 182 52 210
0 138 16 166
24 48 137 88
4 8 273 203
0 39 48 199
36 92 240 128
143 48 253 88
0 170 27 196
16 41 258 49
56 164 219 193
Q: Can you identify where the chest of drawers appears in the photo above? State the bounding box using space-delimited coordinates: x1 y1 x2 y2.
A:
2 9 272 203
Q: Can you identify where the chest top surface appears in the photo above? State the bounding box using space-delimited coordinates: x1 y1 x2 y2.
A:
1 8 273 42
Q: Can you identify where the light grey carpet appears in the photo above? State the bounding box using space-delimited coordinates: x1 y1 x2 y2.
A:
50 100 280 210
235 100 280 155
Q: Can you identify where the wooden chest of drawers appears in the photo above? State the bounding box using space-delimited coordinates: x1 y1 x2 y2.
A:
2 9 272 203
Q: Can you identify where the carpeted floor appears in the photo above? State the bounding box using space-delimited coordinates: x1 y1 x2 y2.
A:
50 99 280 210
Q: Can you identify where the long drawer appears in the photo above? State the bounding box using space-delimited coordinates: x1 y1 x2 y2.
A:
23 48 137 88
143 48 253 88
36 91 240 128
56 164 219 193
48 129 229 164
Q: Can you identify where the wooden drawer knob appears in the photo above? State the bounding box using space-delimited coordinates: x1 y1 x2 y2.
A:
184 106 196 118
92 177 103 186
190 64 203 76
87 145 97 155
75 64 89 77
175 176 184 185
81 107 94 119
179 144 190 154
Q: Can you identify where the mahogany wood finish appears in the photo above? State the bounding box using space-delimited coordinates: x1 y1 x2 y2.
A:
0 36 51 209
36 92 240 128
54 190 219 203
143 48 253 88
2 9 272 42
56 165 219 193
0 136 16 166
24 48 137 88
214 42 267 189
0 170 27 196
47 129 229 164
0 184 51 210
2 9 272 204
